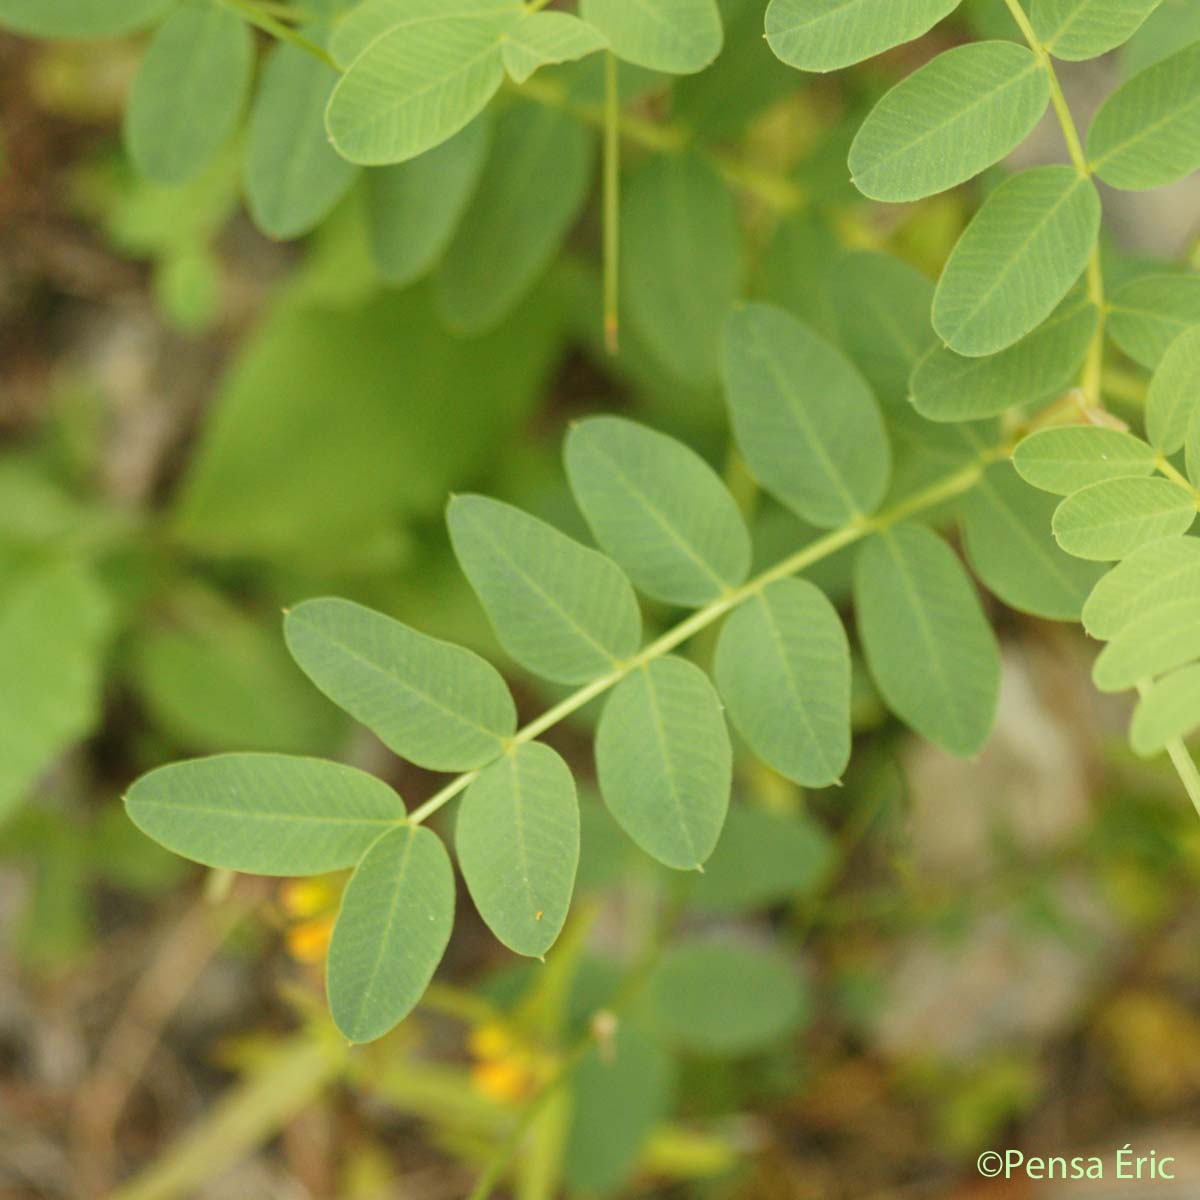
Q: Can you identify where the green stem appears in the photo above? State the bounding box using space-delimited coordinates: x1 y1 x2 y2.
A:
602 52 621 355
221 0 335 67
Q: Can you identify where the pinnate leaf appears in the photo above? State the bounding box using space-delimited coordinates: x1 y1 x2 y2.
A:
456 742 579 958
124 754 405 875
1013 426 1157 494
1052 477 1195 560
580 0 722 73
1032 0 1164 60
1147 325 1200 454
327 824 455 1042
1081 535 1200 638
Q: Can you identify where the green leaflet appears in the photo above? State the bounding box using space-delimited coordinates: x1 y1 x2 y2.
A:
1032 0 1164 60
765 0 962 73
327 823 455 1042
622 150 740 386
329 0 518 67
1081 536 1200 638
1147 325 1200 454
502 11 609 83
714 579 851 786
1131 664 1200 755
848 41 1050 202
326 9 520 165
1087 41 1200 190
124 754 406 875
564 416 751 606
447 494 642 684
1189 408 1200 487
1107 273 1200 368
1013 426 1158 494
932 167 1101 357
0 561 112 821
124 4 253 185
910 291 1097 421
284 598 516 771
722 303 891 527
245 42 359 241
854 522 1000 756
1052 477 1196 560
366 114 491 287
1092 598 1200 691
436 101 593 333
595 656 731 870
648 939 806 1054
456 742 579 958
0 0 172 37
960 463 1106 620
579 0 723 73
1123 0 1200 75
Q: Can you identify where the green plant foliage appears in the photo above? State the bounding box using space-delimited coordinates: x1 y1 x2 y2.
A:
1107 273 1200 367
1131 664 1200 755
0 0 172 37
124 754 406 875
714 580 851 786
766 0 962 72
448 494 642 684
722 303 891 526
1032 0 1164 60
501 11 609 82
1082 536 1200 638
1087 41 1200 189
579 0 723 72
848 42 1049 201
931 167 1101 357
124 3 253 185
284 598 517 771
911 292 1098 421
1052 477 1196 560
1013 426 1158 494
1093 598 1200 691
436 101 593 333
1188 409 1200 487
648 939 806 1053
855 522 1000 756
1146 325 1200 454
564 416 751 606
622 151 740 385
595 657 732 870
326 823 455 1042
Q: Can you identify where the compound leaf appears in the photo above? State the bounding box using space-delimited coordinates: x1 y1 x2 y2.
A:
722 302 891 526
595 656 731 870
1032 0 1164 60
124 753 406 875
714 579 851 786
848 41 1049 202
1147 325 1200 454
1013 426 1157 494
448 495 642 684
855 522 1000 756
456 742 579 958
579 0 722 73
502 11 609 82
932 167 1101 357
1052 476 1195 560
564 416 751 606
284 598 516 771
1107 273 1200 368
1082 535 1200 638
1093 598 1200 691
1131 664 1200 755
327 823 455 1042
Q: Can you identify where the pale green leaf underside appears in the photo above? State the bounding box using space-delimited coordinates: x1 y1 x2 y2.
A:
456 742 579 958
327 823 455 1043
125 4 253 185
596 656 731 870
1093 598 1200 691
330 0 520 68
722 302 891 527
501 11 608 83
960 463 1105 620
1131 664 1200 755
1052 476 1195 560
1147 325 1200 454
932 166 1101 357
1087 41 1200 189
580 0 722 73
1107 273 1200 368
765 0 962 73
1032 0 1164 60
848 41 1049 202
855 522 1000 756
124 753 406 875
1013 426 1158 494
564 415 751 606
0 0 172 37
1082 535 1200 638
910 292 1097 421
448 494 642 684
714 578 851 786
284 598 515 771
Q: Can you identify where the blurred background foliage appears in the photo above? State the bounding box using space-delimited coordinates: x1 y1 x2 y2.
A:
4 1 1200 1197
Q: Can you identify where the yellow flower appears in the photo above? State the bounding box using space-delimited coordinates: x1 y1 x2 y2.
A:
286 915 335 963
472 1057 535 1104
279 877 339 919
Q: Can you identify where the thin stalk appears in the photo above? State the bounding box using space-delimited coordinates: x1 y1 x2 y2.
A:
1138 683 1200 822
221 0 335 67
602 52 621 354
